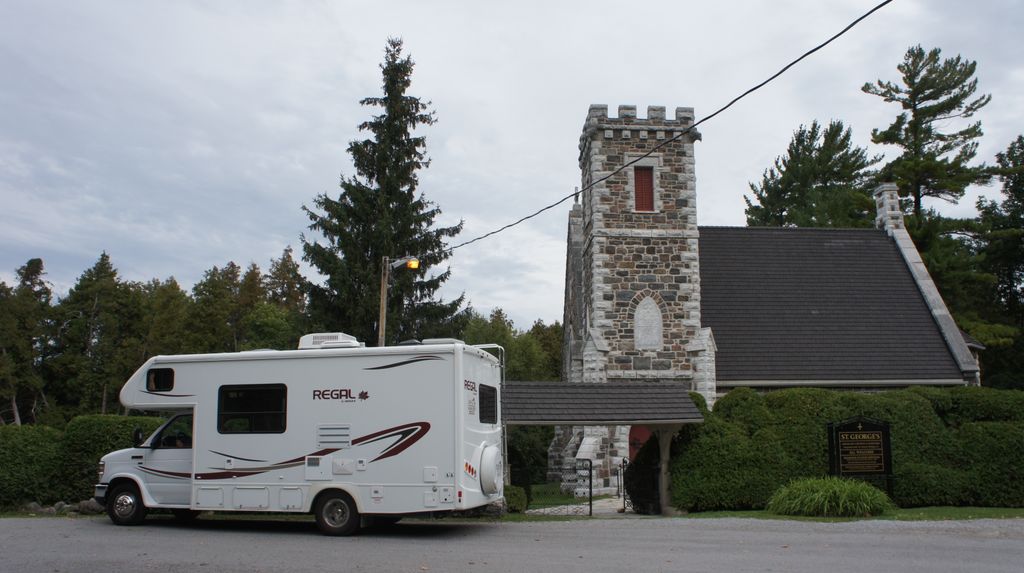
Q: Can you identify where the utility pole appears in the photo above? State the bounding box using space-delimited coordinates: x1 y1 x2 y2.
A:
377 255 420 347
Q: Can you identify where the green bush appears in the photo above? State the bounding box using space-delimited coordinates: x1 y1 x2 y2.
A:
60 415 164 502
650 387 1024 513
689 391 710 417
843 390 958 468
957 422 1024 507
0 425 63 507
767 477 894 517
504 485 527 513
945 387 1024 427
893 463 970 507
670 417 790 511
713 387 770 434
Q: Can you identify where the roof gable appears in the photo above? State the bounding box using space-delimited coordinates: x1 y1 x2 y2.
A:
698 227 964 384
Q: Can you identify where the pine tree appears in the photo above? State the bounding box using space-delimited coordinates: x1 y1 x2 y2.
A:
51 253 144 414
303 38 463 345
266 246 307 315
140 278 191 357
981 135 1024 323
0 259 52 424
863 45 992 217
745 120 879 227
186 262 241 353
973 136 1024 388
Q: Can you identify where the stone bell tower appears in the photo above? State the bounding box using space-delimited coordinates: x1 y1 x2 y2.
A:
551 105 716 485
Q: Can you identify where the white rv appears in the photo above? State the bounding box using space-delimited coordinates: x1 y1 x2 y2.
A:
94 333 504 535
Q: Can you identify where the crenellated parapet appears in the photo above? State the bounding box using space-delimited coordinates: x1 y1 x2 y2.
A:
579 105 701 168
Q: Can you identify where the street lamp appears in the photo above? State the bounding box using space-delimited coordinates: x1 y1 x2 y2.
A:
377 255 420 347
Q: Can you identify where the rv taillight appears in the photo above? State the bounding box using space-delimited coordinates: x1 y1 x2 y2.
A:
458 490 462 500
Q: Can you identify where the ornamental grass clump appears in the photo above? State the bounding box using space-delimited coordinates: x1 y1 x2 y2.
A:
767 477 894 517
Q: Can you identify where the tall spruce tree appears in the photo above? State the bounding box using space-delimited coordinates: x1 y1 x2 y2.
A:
51 253 144 414
0 259 52 424
303 38 463 345
266 246 307 316
185 262 242 353
745 120 879 227
863 45 992 217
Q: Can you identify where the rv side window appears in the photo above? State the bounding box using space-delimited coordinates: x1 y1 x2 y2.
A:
218 384 287 434
479 384 497 424
146 368 174 392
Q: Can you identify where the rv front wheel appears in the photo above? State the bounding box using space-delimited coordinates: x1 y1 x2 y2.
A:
314 492 360 536
107 483 147 526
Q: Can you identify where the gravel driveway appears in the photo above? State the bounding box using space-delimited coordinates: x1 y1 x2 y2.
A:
1 515 1021 573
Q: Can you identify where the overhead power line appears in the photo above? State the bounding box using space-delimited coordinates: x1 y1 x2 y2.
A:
446 0 894 253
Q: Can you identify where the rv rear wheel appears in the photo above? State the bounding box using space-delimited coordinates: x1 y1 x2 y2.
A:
314 492 360 536
107 483 147 526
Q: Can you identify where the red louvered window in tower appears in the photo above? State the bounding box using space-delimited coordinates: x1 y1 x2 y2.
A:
634 166 654 211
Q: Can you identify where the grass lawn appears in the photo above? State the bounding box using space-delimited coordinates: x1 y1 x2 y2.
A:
679 506 1024 522
525 482 614 509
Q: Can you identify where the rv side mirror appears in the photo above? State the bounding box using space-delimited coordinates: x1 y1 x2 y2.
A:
132 427 145 447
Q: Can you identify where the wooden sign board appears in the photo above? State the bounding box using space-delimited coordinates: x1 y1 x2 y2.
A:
827 417 893 492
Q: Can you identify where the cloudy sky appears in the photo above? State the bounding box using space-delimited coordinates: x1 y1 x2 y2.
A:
2 0 1022 329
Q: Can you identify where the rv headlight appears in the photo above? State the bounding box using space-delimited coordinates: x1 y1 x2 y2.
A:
97 460 105 481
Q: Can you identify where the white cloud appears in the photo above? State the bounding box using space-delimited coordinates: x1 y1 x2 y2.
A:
1 0 1022 326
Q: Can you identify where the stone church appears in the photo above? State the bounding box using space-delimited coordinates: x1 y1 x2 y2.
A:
548 104 980 487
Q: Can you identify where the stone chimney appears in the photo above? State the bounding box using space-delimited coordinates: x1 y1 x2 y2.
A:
874 183 905 233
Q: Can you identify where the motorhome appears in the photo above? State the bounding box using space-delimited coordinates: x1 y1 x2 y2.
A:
94 333 504 535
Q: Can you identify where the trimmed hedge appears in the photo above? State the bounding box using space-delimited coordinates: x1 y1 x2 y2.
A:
894 463 970 507
0 425 63 507
957 422 1024 507
628 386 1024 513
670 417 790 511
61 415 164 502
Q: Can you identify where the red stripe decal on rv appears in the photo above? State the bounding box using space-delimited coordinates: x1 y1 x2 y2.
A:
141 391 196 398
351 422 431 462
139 467 192 479
193 423 429 480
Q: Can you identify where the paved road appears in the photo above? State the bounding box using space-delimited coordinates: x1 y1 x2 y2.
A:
2 515 1023 573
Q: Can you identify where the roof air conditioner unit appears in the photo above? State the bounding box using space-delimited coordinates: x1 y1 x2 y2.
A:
298 332 362 350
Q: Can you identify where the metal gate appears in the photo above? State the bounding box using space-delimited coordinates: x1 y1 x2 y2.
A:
526 459 592 516
621 458 660 514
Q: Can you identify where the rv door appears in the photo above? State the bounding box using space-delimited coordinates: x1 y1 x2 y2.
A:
142 413 194 506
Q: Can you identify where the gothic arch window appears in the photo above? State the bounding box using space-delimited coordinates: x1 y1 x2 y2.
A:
634 296 664 351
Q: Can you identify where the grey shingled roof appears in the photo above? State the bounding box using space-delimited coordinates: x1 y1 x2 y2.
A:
501 381 704 425
698 227 964 383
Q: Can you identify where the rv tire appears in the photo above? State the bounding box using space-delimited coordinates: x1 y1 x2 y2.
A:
107 482 147 526
314 491 360 536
